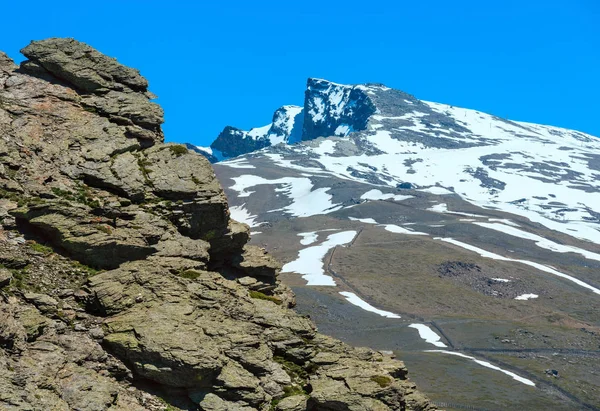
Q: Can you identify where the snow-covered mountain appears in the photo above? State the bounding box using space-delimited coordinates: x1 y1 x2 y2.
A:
211 78 600 245
203 78 600 409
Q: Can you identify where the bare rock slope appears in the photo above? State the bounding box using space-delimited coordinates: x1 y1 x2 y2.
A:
0 38 432 410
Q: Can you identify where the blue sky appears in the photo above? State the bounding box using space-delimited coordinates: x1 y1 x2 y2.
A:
2 1 598 145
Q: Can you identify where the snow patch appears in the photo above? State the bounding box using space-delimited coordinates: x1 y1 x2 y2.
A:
420 186 454 195
247 124 271 139
348 217 378 224
230 175 342 217
488 218 521 227
515 293 538 300
314 140 337 156
383 225 428 235
409 324 447 347
428 203 486 218
339 292 401 318
282 231 357 286
361 189 413 202
298 232 318 246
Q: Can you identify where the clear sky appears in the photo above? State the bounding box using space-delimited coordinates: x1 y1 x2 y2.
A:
1 1 598 145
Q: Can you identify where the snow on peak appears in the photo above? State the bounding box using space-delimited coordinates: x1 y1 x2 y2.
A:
303 78 376 140
247 124 271 140
268 105 304 145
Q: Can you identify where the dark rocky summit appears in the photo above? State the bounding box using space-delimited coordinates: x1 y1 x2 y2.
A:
211 126 271 160
0 39 432 410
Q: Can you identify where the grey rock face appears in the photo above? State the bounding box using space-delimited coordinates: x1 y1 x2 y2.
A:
21 38 164 144
21 37 148 92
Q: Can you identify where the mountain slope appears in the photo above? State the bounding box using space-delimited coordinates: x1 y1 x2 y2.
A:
214 78 600 244
210 79 600 410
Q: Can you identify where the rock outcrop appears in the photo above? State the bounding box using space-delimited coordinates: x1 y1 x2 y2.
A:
0 38 433 410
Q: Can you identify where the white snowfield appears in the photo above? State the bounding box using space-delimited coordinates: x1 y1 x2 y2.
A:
281 231 356 286
253 95 600 245
425 350 536 387
409 324 447 347
339 292 401 318
229 174 342 218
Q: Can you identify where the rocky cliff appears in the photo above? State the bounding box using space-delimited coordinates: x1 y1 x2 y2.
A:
0 38 432 410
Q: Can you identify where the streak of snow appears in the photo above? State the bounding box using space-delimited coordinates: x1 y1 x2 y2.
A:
425 350 536 387
298 232 318 245
348 217 378 224
194 145 213 155
339 292 401 318
420 186 454 195
282 231 357 286
361 189 413 202
515 293 538 300
428 203 486 218
383 225 428 235
409 324 447 347
488 218 521 227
